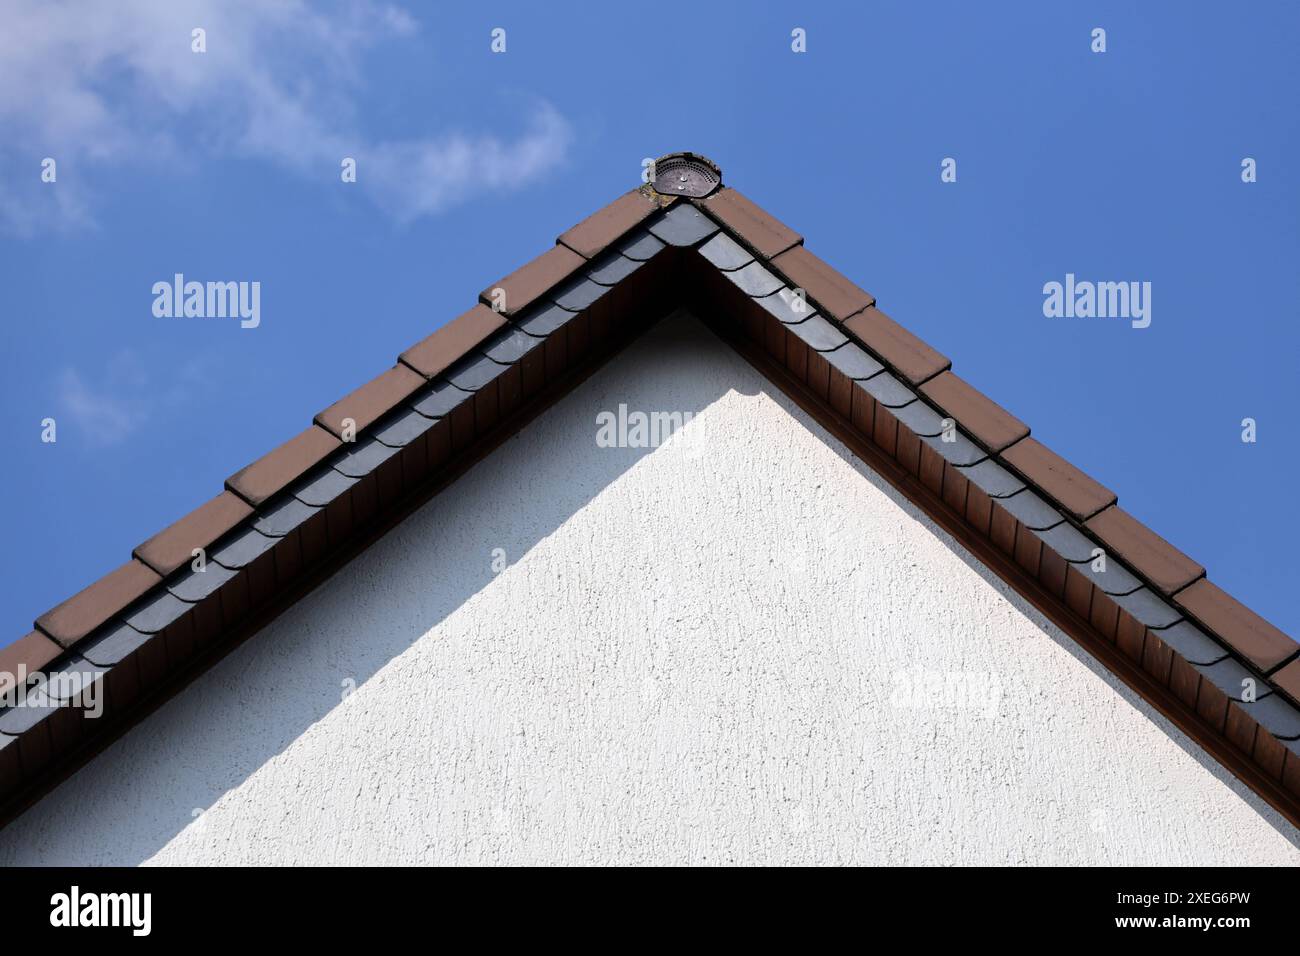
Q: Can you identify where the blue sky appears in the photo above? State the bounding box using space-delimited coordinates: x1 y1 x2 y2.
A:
2 1 1297 645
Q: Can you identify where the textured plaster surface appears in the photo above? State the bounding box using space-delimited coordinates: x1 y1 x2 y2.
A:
2 311 1297 865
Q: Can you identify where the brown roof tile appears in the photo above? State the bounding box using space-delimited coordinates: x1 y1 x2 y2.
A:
1001 437 1115 521
558 187 665 259
35 559 161 647
920 372 1029 453
479 244 586 316
315 364 425 439
1085 505 1204 596
1175 578 1297 673
226 425 341 507
697 188 802 259
0 632 62 693
399 305 507 380
133 490 254 576
842 307 950 386
771 245 875 321
1272 659 1300 705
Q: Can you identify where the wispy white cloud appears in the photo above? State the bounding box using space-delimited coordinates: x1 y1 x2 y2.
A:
56 351 151 447
0 0 570 234
56 350 217 447
364 103 572 223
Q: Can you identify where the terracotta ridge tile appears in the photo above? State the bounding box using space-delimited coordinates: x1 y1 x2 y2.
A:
133 490 255 577
696 187 802 259
226 425 341 508
842 305 950 386
1174 578 1297 674
557 186 668 259
34 558 161 648
0 632 63 693
479 244 586 317
920 371 1029 454
1000 437 1116 522
315 363 426 439
1084 505 1205 597
771 245 875 322
399 304 507 380
1272 659 1300 707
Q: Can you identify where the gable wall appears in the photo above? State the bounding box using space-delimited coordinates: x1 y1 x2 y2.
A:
2 311 1296 865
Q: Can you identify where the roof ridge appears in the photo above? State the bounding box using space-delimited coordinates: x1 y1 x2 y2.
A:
4 165 1297 830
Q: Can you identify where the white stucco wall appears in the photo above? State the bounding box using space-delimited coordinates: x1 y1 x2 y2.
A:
3 310 1297 865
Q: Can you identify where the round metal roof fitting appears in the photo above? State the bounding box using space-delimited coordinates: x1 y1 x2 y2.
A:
651 152 722 199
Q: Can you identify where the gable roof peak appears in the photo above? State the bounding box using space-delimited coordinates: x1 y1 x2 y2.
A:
7 164 1299 834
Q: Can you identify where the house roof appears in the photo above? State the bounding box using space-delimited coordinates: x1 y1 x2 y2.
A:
3 152 1298 830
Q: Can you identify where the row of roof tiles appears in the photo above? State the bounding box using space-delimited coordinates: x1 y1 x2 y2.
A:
4 176 1298 823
